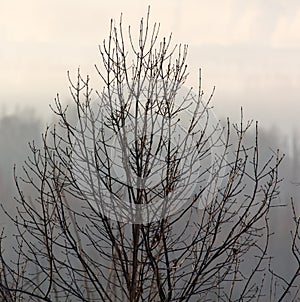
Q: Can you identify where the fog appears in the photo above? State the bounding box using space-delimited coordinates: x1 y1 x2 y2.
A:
0 0 299 137
1 0 300 299
0 104 299 299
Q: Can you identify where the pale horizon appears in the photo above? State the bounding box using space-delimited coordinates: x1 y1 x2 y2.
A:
1 0 299 136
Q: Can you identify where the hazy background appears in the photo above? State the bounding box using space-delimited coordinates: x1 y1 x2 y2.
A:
0 0 299 138
0 1 300 291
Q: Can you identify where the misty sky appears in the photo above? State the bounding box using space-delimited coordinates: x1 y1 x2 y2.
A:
0 0 299 136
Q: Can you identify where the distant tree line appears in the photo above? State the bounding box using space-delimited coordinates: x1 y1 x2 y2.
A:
0 10 300 301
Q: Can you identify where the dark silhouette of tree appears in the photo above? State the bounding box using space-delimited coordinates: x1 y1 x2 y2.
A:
1 9 300 301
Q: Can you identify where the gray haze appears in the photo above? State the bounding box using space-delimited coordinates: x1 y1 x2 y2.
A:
1 2 300 297
0 0 299 138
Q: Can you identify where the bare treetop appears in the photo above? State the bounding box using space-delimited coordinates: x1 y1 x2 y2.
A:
0 8 299 302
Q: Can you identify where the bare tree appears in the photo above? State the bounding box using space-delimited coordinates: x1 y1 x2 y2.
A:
1 9 300 302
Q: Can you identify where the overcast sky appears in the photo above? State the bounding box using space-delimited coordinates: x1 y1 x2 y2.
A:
0 0 299 136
